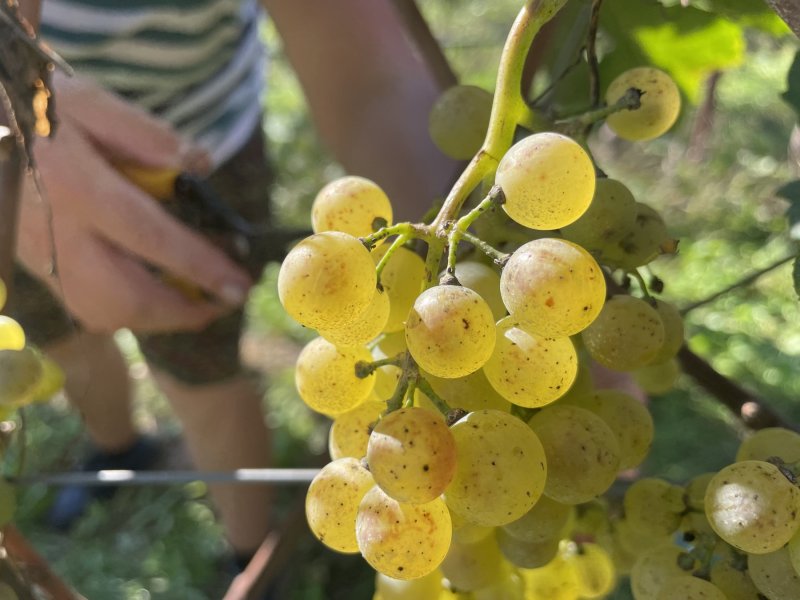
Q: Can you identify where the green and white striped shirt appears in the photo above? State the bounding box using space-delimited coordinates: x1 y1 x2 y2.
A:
41 0 265 165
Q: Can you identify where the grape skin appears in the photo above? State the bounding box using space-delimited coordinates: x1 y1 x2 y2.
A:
655 575 725 600
633 358 681 395
373 245 426 333
736 427 800 463
562 541 616 599
405 285 496 378
311 175 393 238
0 316 25 351
704 460 800 554
440 534 505 591
319 287 390 347
328 396 385 460
605 67 681 141
375 570 443 600
449 261 506 321
418 369 511 414
278 231 376 330
623 478 685 539
603 203 671 270
709 558 762 600
500 238 605 338
650 299 685 363
748 546 800 600
495 132 596 231
501 494 571 543
630 543 690 600
356 486 452 580
0 348 44 406
560 178 637 253
495 528 559 569
428 85 493 160
367 407 457 504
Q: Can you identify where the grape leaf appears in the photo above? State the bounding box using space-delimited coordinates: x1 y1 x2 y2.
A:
657 0 791 35
782 50 800 119
775 179 800 240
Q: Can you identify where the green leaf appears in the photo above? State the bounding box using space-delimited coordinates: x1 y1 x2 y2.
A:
782 51 800 118
775 180 800 240
658 0 791 35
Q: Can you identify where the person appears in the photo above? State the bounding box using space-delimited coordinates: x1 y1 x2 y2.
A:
12 0 457 571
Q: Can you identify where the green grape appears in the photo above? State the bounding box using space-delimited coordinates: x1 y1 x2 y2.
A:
736 427 800 463
633 358 681 395
405 285 496 378
28 354 65 403
603 203 672 270
0 278 6 311
790 529 800 575
419 369 511 414
704 460 800 554
320 287 390 347
449 508 493 544
446 410 547 526
630 543 691 600
428 85 493 160
605 67 681 141
483 318 577 408
0 316 25 351
305 458 375 553
278 231 376 330
679 511 715 538
650 300 684 363
522 555 581 600
367 407 457 504
528 405 620 505
375 570 443 600
709 557 762 600
472 566 525 600
562 389 654 470
501 495 571 543
561 541 616 599
748 546 800 600
560 178 637 253
328 396 385 460
656 575 725 600
684 472 715 512
556 360 594 404
295 337 375 416
616 517 667 556
500 238 605 338
372 332 407 399
581 295 665 371
311 175 393 238
623 478 685 539
495 132 596 231
0 348 43 406
440 261 506 321
356 486 451 580
495 528 559 569
373 245 426 333
440 534 505 592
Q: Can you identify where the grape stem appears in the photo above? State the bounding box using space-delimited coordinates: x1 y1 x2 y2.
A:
554 87 643 133
445 185 506 277
459 231 510 267
414 376 452 417
629 268 653 302
374 233 409 287
354 353 407 379
385 353 416 413
361 222 424 250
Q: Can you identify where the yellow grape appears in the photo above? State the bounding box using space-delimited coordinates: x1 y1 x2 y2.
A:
367 407 457 504
449 509 493 544
0 317 25 351
305 458 375 553
501 494 571 544
440 534 505 592
328 396 385 460
472 566 525 600
446 410 546 526
311 176 393 238
0 348 43 406
623 478 685 539
295 337 375 416
522 554 581 600
405 285 495 378
684 472 715 512
656 575 725 600
630 543 691 600
428 85 493 160
704 460 800 554
320 287 390 347
375 570 443 600
605 67 680 141
495 529 559 569
633 358 681 395
650 300 684 363
418 369 511 413
483 318 577 409
278 231 376 330
500 238 605 338
562 389 654 470
356 486 451 580
561 541 616 599
603 203 672 270
736 427 800 463
615 518 665 556
449 261 506 321
495 132 595 231
29 354 66 403
373 245 426 333
747 547 800 600
560 178 637 253
788 530 800 583
528 405 620 505
556 360 594 404
0 278 6 311
709 557 762 600
581 295 665 371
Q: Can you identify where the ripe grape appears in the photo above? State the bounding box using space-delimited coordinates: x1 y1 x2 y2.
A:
367 407 457 504
633 358 681 395
529 404 621 505
501 494 571 543
582 295 665 371
356 486 451 579
500 238 606 338
748 546 800 600
495 132 596 230
704 460 800 554
656 575 725 600
428 85 493 160
405 285 495 378
375 570 443 600
446 409 547 526
373 245 425 333
650 299 685 363
630 543 691 600
709 557 762 600
0 348 43 406
736 427 800 463
0 278 6 311
684 472 715 511
605 67 681 141
311 176 393 238
495 528 559 569
449 261 506 321
278 231 376 330
561 389 654 470
0 316 25 351
305 458 375 553
623 478 685 539
449 509 493 544
561 541 616 599
560 178 637 253
440 534 504 591
522 554 581 599
471 566 525 600
328 396 385 460
295 337 375 416
482 317 577 408
603 203 671 270
320 287 390 347
418 369 511 413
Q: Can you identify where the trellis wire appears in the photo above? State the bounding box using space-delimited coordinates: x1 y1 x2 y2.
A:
12 468 321 487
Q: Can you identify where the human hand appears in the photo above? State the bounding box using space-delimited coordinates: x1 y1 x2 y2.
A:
16 75 252 334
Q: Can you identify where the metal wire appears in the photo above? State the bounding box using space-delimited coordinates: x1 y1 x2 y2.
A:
12 468 321 487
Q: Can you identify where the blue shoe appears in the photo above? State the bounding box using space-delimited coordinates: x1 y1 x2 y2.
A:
47 436 162 530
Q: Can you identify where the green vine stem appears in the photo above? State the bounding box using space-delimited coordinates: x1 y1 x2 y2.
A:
460 231 510 266
354 353 407 379
445 185 506 276
415 376 452 417
629 268 653 302
375 233 409 286
555 87 642 137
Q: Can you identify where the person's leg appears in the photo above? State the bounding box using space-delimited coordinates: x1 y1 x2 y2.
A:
149 368 272 556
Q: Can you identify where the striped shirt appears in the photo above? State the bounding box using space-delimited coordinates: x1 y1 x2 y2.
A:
41 0 265 166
